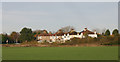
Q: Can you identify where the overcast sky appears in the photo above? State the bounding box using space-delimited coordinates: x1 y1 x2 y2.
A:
2 2 118 34
0 2 2 34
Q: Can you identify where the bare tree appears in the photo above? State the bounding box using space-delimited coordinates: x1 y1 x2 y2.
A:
101 28 106 34
92 28 100 33
61 26 75 33
33 30 43 34
48 31 52 35
10 31 20 43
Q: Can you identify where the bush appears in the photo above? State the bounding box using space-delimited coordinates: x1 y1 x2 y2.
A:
63 37 98 45
99 35 119 45
63 35 119 45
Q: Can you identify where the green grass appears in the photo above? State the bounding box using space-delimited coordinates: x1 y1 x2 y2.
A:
2 46 118 60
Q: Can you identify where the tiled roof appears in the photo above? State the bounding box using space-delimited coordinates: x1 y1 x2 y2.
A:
69 31 77 35
38 33 51 36
54 32 64 36
80 29 96 35
37 28 98 36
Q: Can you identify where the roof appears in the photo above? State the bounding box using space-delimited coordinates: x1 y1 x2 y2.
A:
69 31 77 35
38 33 52 36
54 32 64 36
82 30 94 34
37 28 98 36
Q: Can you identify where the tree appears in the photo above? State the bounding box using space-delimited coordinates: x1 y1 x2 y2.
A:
112 29 119 36
102 32 104 36
10 31 20 43
57 29 63 34
92 28 100 33
49 31 52 35
105 29 110 36
69 29 75 33
1 34 9 43
33 32 37 35
84 31 89 38
38 32 41 34
61 26 75 33
19 27 34 42
33 30 42 35
42 30 48 34
0 34 1 44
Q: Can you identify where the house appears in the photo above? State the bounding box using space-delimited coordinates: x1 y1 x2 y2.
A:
50 29 64 42
81 28 97 38
37 34 51 43
37 28 98 43
61 28 97 41
37 30 52 43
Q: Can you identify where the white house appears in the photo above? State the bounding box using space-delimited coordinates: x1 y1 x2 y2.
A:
61 28 97 41
37 28 98 43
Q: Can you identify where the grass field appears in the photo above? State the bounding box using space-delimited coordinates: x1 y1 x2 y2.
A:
2 46 118 60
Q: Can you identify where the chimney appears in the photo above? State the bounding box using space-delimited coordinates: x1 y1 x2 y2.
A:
94 30 97 34
49 31 52 35
77 32 79 35
84 28 87 31
70 29 75 33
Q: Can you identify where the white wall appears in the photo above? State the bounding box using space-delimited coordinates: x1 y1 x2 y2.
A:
88 34 97 38
37 33 97 42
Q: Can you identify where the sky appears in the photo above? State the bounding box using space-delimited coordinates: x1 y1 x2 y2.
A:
1 2 118 34
0 2 2 34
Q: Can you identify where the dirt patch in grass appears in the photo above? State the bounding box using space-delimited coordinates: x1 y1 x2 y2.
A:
2 43 117 47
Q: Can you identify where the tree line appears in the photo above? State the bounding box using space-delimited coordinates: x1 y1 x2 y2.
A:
1 27 34 44
0 26 119 45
